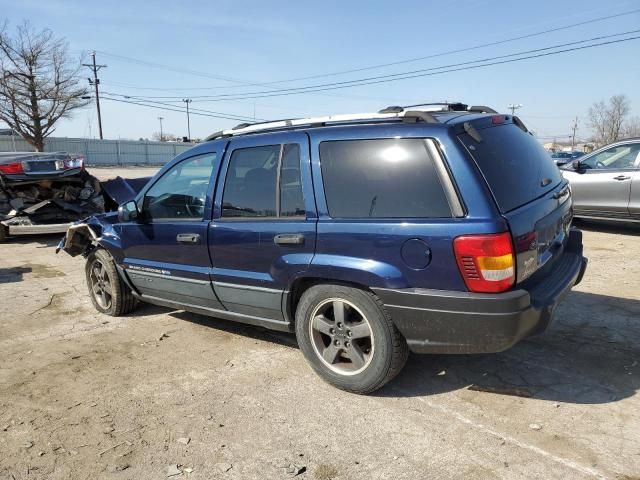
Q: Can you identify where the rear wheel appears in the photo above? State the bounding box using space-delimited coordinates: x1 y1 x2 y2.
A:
295 284 408 394
0 224 8 243
85 249 138 316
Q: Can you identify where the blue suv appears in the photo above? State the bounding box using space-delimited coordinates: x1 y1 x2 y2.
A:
59 103 588 393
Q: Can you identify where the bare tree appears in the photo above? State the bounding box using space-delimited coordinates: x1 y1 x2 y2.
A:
623 116 640 138
0 21 88 151
152 131 178 142
588 95 631 146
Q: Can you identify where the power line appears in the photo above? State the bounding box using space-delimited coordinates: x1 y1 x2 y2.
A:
115 31 640 103
183 99 192 142
100 96 263 123
82 52 107 138
245 7 640 85
508 104 523 115
94 8 640 92
571 117 579 149
100 92 264 122
157 116 164 141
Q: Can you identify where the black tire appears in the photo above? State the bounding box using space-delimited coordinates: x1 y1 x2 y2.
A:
85 248 138 316
0 224 7 243
295 284 409 394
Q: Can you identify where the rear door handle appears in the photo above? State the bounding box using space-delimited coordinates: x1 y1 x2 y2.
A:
613 175 631 181
176 233 200 244
274 233 305 246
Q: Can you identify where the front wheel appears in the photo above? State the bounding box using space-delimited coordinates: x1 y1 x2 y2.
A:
85 249 138 316
295 284 408 394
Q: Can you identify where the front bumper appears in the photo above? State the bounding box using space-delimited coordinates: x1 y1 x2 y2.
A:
373 229 588 354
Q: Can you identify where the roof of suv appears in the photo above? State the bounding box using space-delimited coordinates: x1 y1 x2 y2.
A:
205 102 499 141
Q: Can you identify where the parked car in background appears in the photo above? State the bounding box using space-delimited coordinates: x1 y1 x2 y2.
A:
570 151 585 159
59 102 587 393
550 151 574 166
0 152 149 241
561 138 640 222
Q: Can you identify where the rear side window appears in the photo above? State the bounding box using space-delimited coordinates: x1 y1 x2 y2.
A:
222 145 279 217
459 123 563 213
319 139 451 218
221 143 305 218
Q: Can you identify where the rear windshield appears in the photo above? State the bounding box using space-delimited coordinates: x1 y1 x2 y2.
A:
459 123 562 212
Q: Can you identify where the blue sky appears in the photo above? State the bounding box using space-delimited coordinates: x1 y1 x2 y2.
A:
2 0 639 142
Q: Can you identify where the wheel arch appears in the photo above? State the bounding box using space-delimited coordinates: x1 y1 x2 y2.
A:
284 276 376 325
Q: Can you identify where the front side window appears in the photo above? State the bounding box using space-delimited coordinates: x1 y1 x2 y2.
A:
142 152 217 221
222 143 304 218
581 143 640 170
319 138 451 218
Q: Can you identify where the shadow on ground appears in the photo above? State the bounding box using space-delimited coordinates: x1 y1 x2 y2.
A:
378 290 640 404
136 289 640 405
574 218 640 235
169 309 298 349
0 266 33 283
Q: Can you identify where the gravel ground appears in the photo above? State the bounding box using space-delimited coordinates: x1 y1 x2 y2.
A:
0 218 638 480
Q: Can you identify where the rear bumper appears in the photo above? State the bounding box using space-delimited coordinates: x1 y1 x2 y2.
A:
373 229 587 354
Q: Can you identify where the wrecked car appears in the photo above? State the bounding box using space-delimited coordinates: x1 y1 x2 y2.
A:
0 152 149 241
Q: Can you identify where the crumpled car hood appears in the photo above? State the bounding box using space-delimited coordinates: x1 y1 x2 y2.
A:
101 176 152 206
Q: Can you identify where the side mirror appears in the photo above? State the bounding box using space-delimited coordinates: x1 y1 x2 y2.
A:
572 160 583 171
117 200 139 222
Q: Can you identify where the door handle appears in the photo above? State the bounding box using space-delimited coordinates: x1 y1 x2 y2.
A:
613 175 631 181
274 233 305 246
176 233 201 244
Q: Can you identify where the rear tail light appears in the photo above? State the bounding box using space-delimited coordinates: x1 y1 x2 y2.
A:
0 162 24 174
453 232 515 293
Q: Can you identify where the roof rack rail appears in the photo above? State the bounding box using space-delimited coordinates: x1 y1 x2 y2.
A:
401 102 468 111
378 102 498 115
468 105 498 114
204 102 497 141
205 110 440 141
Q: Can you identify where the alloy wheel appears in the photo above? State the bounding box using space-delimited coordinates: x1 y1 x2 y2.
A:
89 259 113 310
309 298 374 376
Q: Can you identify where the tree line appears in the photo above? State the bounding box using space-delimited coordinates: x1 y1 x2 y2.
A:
588 95 640 146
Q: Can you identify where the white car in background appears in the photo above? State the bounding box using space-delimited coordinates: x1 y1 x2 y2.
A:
560 139 640 222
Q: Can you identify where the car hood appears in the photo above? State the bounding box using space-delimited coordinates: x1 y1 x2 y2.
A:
101 176 152 204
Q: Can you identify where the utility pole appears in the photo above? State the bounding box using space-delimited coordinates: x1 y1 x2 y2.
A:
570 116 578 150
82 52 107 139
508 103 523 116
182 99 192 142
158 116 164 142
